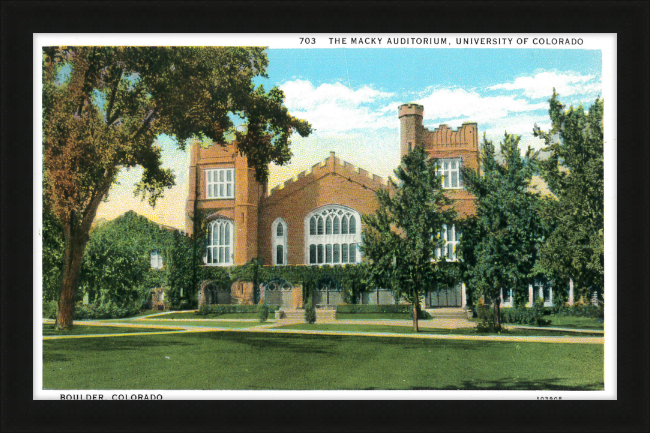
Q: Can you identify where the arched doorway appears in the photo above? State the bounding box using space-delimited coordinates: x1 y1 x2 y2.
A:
313 276 342 309
259 277 293 307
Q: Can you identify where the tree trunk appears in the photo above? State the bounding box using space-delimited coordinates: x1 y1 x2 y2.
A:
412 301 419 333
55 181 110 330
56 228 87 329
493 297 501 331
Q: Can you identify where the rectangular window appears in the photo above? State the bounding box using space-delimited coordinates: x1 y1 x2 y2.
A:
150 251 163 269
325 245 332 263
349 243 356 263
436 225 459 261
206 168 235 199
317 244 324 264
342 243 348 263
333 244 340 263
437 158 463 189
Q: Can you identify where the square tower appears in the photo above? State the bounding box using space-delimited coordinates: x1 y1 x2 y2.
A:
186 141 265 266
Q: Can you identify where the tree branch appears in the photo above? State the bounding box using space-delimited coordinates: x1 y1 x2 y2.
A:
77 47 97 116
131 110 155 141
105 66 124 125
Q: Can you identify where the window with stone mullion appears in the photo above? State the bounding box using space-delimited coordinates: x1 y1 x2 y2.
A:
436 158 462 189
306 206 361 265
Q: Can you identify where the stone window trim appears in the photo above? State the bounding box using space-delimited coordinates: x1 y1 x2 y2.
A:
205 218 234 266
436 158 463 189
272 217 288 266
205 167 235 199
304 204 361 265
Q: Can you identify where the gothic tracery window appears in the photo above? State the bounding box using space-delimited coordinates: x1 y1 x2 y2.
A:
306 206 361 265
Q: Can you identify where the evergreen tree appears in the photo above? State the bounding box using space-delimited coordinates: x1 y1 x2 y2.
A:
458 133 543 330
361 146 457 332
533 90 604 299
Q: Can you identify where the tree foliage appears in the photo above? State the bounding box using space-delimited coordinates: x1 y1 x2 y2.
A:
458 133 544 330
361 146 458 331
533 90 604 297
42 204 65 303
42 46 312 328
80 211 175 308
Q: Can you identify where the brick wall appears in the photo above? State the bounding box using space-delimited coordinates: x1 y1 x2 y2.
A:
257 153 390 265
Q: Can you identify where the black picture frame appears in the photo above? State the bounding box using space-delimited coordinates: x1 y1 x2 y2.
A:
2 1 648 432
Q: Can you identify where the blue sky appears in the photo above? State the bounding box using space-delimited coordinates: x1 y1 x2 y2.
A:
96 48 603 230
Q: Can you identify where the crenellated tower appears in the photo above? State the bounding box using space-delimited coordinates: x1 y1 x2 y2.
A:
398 103 480 218
398 103 425 158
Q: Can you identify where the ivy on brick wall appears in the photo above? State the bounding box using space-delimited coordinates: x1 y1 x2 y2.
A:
195 261 371 304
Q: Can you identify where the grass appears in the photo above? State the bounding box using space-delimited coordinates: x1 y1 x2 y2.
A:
119 320 265 329
336 313 414 320
273 324 603 337
43 324 171 336
546 314 604 330
42 331 604 390
467 313 604 331
154 312 262 320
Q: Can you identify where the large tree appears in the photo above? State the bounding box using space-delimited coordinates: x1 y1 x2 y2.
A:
458 133 543 330
361 146 457 332
533 90 604 299
43 46 312 329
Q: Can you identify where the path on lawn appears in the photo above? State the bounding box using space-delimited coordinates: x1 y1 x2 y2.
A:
42 318 604 344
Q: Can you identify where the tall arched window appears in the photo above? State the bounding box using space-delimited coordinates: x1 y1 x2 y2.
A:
305 205 362 265
272 218 288 265
206 219 234 266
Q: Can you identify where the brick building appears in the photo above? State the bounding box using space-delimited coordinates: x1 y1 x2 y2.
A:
186 103 561 309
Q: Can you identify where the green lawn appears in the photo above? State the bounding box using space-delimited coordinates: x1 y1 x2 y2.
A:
119 320 264 329
273 324 603 337
336 313 414 320
152 312 262 320
546 315 604 330
467 314 604 331
43 324 173 336
43 331 603 390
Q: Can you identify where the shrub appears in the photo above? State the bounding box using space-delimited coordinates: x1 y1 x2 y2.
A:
257 303 270 322
304 299 316 324
43 300 58 319
336 304 413 314
196 304 279 316
71 302 143 320
546 302 604 320
475 305 496 332
500 306 548 326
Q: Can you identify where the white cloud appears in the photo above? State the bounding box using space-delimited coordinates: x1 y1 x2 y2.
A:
280 80 396 133
489 71 601 99
404 87 547 125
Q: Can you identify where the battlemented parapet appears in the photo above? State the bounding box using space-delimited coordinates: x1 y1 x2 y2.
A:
398 103 479 171
424 122 478 149
265 151 389 204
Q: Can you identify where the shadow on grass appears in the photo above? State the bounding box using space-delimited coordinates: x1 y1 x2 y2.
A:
412 377 604 390
43 353 70 363
212 332 338 355
43 335 193 353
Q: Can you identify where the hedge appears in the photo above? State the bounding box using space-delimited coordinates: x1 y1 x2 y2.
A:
548 303 604 319
196 304 280 315
336 304 412 314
